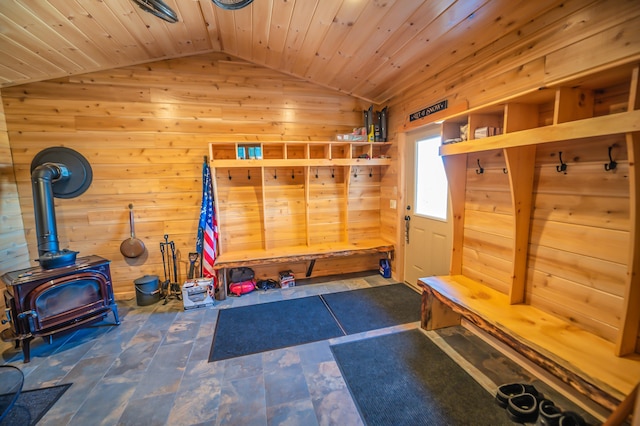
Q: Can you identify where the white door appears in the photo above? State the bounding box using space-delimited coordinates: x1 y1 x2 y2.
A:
403 127 453 289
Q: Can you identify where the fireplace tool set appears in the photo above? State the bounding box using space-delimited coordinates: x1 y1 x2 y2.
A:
160 234 182 304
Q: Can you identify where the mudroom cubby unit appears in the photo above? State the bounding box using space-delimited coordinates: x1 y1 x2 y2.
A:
430 62 640 361
209 141 394 277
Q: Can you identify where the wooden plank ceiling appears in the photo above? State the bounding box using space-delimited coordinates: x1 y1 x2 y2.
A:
0 0 569 104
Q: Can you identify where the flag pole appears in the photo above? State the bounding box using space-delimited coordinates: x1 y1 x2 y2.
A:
197 156 207 278
197 155 218 284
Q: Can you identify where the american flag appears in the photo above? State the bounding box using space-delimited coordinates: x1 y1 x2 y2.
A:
197 159 218 280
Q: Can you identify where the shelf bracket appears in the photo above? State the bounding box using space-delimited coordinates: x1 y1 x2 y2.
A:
306 259 316 277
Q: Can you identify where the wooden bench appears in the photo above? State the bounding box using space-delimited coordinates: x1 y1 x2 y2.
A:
419 275 640 413
214 241 394 296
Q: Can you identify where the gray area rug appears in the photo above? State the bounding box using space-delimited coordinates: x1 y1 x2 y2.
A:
331 329 511 426
0 383 71 426
209 296 344 361
321 283 421 334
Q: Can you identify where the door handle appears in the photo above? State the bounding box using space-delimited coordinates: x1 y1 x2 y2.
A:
404 215 411 244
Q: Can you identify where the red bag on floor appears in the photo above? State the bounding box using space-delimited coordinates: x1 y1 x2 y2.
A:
229 279 256 296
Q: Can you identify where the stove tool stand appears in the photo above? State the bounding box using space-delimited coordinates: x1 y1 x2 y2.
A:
160 234 182 304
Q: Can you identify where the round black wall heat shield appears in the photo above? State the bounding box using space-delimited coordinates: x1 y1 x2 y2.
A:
30 147 93 268
213 0 254 10
132 0 179 23
30 147 93 199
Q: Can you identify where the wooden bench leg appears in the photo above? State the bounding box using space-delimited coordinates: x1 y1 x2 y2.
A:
421 287 461 330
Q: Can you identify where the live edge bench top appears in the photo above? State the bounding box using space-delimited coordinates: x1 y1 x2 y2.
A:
419 275 640 411
213 241 394 270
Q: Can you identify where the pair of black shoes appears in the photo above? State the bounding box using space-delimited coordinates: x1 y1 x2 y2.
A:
495 383 587 425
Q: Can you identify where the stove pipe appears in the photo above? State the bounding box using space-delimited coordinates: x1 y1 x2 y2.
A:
31 162 77 268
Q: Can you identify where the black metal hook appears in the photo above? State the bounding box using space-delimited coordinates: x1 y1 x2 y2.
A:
315 168 319 178
475 159 484 174
274 169 277 179
228 170 232 180
331 169 335 179
369 168 373 178
354 168 358 178
291 169 295 179
604 146 617 171
247 169 251 180
556 151 567 174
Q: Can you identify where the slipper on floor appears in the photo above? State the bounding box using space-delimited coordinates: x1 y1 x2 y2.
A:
506 393 540 424
539 399 563 426
495 383 541 408
559 411 586 426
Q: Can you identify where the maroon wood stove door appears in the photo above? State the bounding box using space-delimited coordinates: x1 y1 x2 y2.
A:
24 271 112 332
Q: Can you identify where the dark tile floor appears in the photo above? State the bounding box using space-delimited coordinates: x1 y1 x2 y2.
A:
1 273 607 425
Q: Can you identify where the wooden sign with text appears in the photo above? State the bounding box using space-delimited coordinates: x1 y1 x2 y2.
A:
409 100 448 122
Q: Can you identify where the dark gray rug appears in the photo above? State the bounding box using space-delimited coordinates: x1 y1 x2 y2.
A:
331 329 511 426
0 383 71 426
320 284 421 334
209 296 345 361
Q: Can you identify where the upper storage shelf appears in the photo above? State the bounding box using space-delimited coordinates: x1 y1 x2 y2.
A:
209 141 392 167
438 62 640 156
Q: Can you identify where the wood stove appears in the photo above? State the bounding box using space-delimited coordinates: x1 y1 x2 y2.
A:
1 147 120 362
2 256 120 362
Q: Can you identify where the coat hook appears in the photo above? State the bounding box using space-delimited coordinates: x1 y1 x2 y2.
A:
274 169 277 179
369 168 373 178
556 151 567 174
354 168 358 178
247 169 251 180
315 168 319 178
228 170 232 180
331 169 335 178
604 146 617 171
292 169 295 179
503 168 508 174
475 159 484 174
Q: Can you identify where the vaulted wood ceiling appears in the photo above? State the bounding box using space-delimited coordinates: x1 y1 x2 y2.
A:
0 0 569 104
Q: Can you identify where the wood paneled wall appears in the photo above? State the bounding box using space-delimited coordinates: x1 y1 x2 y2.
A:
2 53 372 298
461 150 513 295
0 92 31 309
385 0 640 344
528 136 630 343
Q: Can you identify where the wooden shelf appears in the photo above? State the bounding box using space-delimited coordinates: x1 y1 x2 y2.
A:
210 141 392 163
210 157 392 168
440 109 640 156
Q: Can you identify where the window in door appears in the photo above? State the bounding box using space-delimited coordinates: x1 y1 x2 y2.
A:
415 136 448 220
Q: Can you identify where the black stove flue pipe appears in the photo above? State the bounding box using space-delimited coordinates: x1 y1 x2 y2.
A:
31 162 77 269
